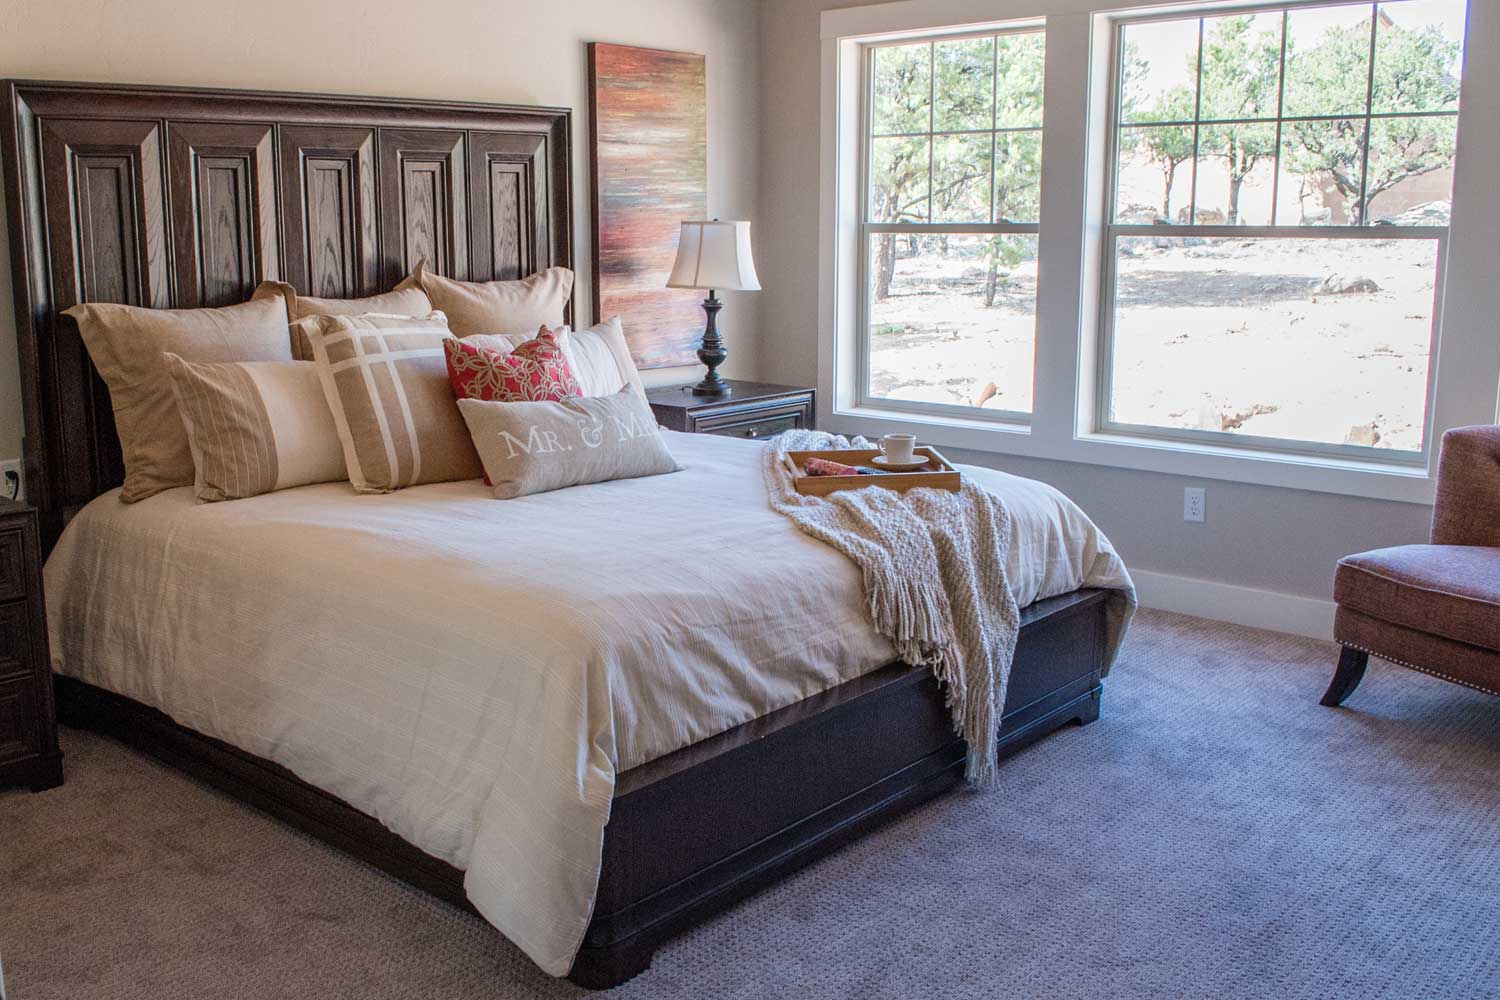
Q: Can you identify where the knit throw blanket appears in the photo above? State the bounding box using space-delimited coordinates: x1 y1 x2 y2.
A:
764 430 1020 786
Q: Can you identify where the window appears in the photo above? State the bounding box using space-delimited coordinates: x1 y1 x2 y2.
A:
861 28 1046 418
824 1 1492 503
1102 1 1465 459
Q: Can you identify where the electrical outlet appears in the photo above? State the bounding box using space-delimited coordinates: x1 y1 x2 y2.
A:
1 459 23 504
1183 486 1205 523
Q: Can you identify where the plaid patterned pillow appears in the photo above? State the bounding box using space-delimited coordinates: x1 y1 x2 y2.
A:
305 312 482 493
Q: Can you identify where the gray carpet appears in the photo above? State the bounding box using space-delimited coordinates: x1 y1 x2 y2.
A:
3 609 1498 999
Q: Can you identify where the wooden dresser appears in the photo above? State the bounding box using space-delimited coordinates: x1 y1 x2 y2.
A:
0 500 62 791
647 381 815 442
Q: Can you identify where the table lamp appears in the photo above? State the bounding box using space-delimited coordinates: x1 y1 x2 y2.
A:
666 219 761 396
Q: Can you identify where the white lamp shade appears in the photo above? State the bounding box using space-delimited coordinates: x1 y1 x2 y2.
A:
666 220 761 292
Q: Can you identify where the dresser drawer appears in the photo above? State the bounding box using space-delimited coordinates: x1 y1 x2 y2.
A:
0 528 25 601
0 675 38 763
0 601 30 681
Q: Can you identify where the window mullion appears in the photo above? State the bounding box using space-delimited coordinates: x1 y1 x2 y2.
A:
1189 17 1205 224
989 35 999 223
1356 3 1380 224
927 41 935 223
1270 9 1289 225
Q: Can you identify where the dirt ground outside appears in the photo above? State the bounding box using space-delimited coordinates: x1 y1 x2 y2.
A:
867 234 1438 453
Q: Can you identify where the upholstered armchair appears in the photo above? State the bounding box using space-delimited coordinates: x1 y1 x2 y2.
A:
1321 425 1500 706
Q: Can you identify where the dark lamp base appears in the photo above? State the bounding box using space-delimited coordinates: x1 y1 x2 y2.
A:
690 377 732 396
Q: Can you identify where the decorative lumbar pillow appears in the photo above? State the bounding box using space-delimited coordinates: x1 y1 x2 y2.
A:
63 288 293 502
305 311 482 493
410 260 574 338
458 388 681 499
164 355 347 502
258 280 434 360
444 327 582 403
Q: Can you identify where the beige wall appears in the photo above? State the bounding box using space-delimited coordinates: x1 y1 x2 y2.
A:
0 0 762 462
757 0 1438 601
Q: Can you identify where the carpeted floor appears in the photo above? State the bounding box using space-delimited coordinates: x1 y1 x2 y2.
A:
2 609 1498 999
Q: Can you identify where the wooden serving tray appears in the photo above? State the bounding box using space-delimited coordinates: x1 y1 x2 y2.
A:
788 447 961 496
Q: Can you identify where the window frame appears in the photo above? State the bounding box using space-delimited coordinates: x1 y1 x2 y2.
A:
855 27 1047 424
817 0 1498 507
1099 3 1455 466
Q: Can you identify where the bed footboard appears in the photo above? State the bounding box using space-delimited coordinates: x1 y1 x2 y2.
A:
573 587 1107 987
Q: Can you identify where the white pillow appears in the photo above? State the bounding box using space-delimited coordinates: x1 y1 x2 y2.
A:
461 317 647 405
563 317 646 403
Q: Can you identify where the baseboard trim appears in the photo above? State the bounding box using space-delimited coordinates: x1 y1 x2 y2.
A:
1130 569 1335 641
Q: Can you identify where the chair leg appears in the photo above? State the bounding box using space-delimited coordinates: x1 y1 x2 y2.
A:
1320 646 1369 707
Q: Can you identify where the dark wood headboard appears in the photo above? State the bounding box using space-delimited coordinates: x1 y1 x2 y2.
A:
1 80 573 550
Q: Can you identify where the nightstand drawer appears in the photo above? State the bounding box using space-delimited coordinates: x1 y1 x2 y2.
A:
696 408 807 441
0 528 25 601
0 601 30 680
647 381 815 437
0 675 38 763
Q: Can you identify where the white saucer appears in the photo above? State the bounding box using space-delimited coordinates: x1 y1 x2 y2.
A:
871 454 929 471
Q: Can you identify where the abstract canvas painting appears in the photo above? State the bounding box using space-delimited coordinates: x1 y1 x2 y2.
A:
588 43 708 369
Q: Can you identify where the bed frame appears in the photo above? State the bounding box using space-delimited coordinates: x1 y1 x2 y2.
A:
3 80 1111 989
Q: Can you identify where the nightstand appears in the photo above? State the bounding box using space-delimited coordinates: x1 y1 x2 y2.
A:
647 381 815 442
0 499 62 791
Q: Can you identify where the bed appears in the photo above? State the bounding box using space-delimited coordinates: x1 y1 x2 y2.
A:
3 80 1135 987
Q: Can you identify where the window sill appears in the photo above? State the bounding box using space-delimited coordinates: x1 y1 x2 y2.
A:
848 400 1032 434
826 403 1436 505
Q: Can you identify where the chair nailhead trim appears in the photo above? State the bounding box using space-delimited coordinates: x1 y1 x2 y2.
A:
1341 641 1500 698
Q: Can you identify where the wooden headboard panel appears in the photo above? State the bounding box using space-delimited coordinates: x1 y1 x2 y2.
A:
1 80 572 549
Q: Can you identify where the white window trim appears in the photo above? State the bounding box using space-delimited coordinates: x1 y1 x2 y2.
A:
819 0 1500 505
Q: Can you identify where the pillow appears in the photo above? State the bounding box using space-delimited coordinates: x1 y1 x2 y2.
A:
410 260 573 338
458 389 680 499
562 317 647 404
461 318 646 405
63 288 293 502
305 312 482 493
444 328 581 402
164 356 346 502
258 280 434 360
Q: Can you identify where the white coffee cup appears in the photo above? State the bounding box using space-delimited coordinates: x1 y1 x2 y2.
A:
879 433 917 464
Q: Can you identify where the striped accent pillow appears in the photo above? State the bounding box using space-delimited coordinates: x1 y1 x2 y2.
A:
165 355 348 502
306 312 483 493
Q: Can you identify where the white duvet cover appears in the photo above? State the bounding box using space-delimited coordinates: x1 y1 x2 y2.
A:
45 430 1134 975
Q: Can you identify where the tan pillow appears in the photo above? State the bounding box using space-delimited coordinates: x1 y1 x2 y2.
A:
457 389 680 499
411 261 573 338
164 355 347 502
63 289 292 502
257 280 434 360
306 312 482 493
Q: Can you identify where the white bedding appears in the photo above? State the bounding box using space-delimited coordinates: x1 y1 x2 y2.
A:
44 430 1134 976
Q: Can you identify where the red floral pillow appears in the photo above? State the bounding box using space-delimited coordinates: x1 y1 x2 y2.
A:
444 327 582 403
